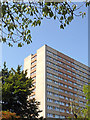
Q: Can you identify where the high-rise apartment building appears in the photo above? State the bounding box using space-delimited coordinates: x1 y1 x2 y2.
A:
24 45 88 119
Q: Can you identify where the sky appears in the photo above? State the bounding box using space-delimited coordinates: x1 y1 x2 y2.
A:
2 3 88 70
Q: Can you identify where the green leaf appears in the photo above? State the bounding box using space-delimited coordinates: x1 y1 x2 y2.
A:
37 20 41 26
18 43 22 47
4 24 7 27
29 20 32 23
68 16 73 22
27 41 30 44
49 11 53 17
60 16 63 20
54 16 56 20
83 12 86 16
64 23 66 27
2 38 6 42
8 43 13 47
19 14 22 17
67 21 69 25
27 30 30 34
58 10 61 14
15 17 19 20
25 25 28 28
73 5 77 10
60 24 64 29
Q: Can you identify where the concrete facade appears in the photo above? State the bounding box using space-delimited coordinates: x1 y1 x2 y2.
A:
24 45 88 119
24 54 32 78
36 45 46 117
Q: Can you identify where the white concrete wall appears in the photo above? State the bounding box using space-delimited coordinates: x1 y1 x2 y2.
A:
36 45 46 118
24 55 32 78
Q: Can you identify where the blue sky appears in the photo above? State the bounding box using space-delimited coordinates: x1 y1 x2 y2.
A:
2 3 88 70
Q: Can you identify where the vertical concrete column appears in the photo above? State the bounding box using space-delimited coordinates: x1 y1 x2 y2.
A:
36 45 46 118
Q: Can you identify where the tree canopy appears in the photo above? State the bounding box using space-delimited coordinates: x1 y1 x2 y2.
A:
83 83 90 119
69 98 88 119
2 62 42 119
69 83 90 119
1 1 90 47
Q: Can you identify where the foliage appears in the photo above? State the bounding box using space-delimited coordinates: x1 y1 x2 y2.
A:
0 111 20 120
21 98 42 119
69 98 88 119
70 101 88 119
1 1 90 47
83 83 90 119
69 83 90 119
2 62 9 84
83 84 90 101
2 62 41 119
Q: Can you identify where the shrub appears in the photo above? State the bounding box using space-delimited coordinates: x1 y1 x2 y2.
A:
0 111 20 120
